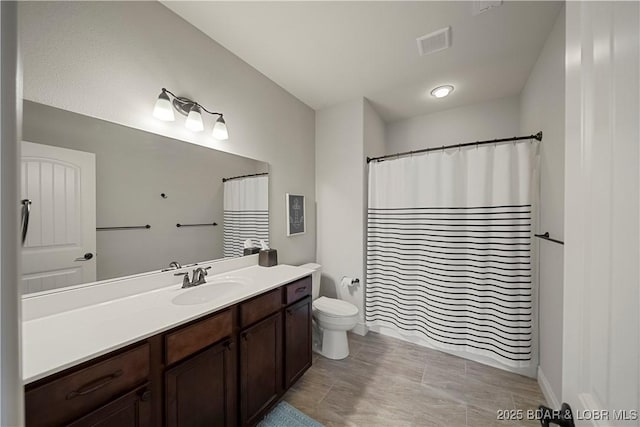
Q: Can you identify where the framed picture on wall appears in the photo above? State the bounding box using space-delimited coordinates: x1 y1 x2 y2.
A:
286 193 305 236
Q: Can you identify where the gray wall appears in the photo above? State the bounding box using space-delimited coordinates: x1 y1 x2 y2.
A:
520 8 565 406
314 97 386 335
18 1 316 266
23 101 266 281
386 95 521 152
315 99 366 330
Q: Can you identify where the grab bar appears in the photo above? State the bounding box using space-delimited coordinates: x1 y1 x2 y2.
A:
176 222 218 228
534 232 564 245
97 225 151 231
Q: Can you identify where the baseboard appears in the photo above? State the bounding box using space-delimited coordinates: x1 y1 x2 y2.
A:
537 366 560 409
351 322 368 336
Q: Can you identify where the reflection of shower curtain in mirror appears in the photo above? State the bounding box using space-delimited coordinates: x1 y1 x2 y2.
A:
223 176 269 257
366 141 539 375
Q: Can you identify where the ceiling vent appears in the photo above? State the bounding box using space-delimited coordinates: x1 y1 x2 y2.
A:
416 27 452 56
472 1 503 16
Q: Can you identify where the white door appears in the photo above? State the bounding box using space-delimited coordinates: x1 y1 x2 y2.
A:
564 2 639 426
21 141 96 293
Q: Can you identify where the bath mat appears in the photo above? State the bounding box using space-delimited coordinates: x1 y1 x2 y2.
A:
257 401 324 427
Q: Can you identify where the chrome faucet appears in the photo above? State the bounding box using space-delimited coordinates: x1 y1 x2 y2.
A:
175 266 211 289
162 261 183 272
192 267 210 286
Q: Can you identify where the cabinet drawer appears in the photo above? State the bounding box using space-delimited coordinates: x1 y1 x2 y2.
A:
240 288 282 328
165 309 233 365
66 383 152 427
25 343 150 427
284 276 312 305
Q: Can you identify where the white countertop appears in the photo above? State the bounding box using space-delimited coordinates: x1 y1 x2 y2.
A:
22 264 312 384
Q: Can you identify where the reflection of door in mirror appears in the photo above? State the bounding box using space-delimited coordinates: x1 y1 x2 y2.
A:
21 141 96 294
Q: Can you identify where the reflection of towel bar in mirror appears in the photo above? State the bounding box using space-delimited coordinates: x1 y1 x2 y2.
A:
176 222 218 228
97 225 151 231
534 232 564 245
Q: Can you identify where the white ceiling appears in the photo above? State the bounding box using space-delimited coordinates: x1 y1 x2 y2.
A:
162 1 562 122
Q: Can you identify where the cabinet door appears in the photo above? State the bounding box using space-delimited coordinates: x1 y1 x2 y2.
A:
240 312 282 426
66 384 151 427
284 296 312 388
165 340 236 427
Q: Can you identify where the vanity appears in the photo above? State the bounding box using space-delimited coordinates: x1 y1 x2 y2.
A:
22 261 313 427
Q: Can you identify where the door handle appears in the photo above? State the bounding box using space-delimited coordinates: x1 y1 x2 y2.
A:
20 199 31 246
74 252 94 262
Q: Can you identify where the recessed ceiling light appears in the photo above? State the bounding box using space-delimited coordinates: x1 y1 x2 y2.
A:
430 85 454 98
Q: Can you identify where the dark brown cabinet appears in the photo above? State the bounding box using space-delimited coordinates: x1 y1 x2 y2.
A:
25 275 312 427
284 296 312 388
165 339 236 427
240 312 283 426
25 344 150 427
67 384 152 427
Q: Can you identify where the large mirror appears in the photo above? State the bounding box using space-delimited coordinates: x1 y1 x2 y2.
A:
21 101 269 294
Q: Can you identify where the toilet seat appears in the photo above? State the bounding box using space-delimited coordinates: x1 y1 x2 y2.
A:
313 296 358 317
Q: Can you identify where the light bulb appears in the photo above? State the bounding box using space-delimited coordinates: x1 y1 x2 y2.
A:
185 105 204 132
212 116 229 140
430 85 454 98
153 90 175 121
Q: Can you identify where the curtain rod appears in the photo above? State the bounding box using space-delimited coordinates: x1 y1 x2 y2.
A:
366 131 543 164
222 172 269 183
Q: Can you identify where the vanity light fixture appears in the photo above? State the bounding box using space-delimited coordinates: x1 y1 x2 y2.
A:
153 88 229 140
212 116 229 140
185 105 204 132
152 90 175 121
430 85 454 98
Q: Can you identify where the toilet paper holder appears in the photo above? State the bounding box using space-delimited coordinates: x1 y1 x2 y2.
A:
341 277 360 286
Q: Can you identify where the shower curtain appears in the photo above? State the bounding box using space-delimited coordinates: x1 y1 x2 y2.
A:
223 175 269 258
366 141 539 372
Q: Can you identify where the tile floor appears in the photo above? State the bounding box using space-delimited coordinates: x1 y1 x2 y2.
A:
283 332 546 427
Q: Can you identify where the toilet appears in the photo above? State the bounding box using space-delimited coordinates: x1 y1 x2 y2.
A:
300 263 359 360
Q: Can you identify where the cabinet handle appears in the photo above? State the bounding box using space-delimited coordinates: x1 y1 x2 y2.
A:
140 389 152 402
241 332 248 341
294 287 307 294
224 340 234 350
66 369 123 400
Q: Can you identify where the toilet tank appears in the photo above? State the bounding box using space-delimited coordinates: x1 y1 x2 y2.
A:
299 263 321 300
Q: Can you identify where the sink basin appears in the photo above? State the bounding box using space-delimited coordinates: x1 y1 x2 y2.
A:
172 277 250 306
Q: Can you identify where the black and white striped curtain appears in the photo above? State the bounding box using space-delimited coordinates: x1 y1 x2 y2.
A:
366 141 539 371
223 176 269 257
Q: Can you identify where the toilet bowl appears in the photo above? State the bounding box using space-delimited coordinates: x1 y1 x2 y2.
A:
300 263 359 360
